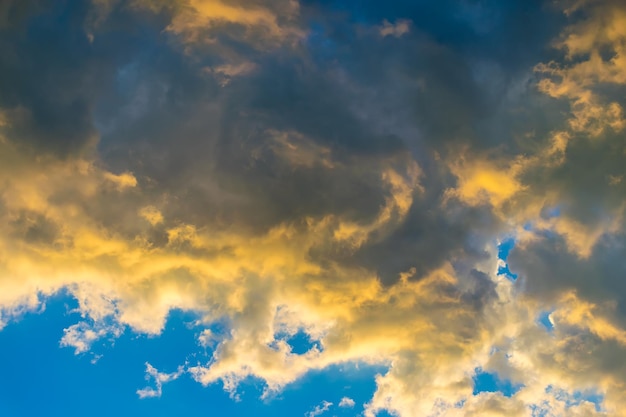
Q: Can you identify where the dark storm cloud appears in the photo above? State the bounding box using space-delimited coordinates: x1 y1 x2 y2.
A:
0 0 599 303
9 210 60 245
2 0 610 292
492 0 626 324
72 0 569 288
313 189 501 285
519 128 626 226
510 232 626 317
0 0 173 156
299 0 570 152
0 0 101 154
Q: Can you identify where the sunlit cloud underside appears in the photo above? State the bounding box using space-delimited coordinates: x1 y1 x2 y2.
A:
1 0 626 416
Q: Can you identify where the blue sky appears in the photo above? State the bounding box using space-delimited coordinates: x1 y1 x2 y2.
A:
1 0 626 416
0 292 388 417
0 288 552 417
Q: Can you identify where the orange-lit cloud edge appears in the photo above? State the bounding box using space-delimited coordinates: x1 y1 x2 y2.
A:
2 0 626 416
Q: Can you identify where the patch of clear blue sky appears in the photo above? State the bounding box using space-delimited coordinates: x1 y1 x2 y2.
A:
572 391 605 412
483 239 528 399
274 330 322 355
537 311 554 332
472 367 523 398
545 385 605 413
0 291 387 417
497 238 518 280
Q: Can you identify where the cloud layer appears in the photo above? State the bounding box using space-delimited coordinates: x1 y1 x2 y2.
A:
1 0 626 415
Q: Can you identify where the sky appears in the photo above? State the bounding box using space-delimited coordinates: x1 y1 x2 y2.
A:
0 0 625 416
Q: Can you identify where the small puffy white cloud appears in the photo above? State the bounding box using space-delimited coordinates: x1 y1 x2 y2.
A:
338 397 355 408
59 321 123 355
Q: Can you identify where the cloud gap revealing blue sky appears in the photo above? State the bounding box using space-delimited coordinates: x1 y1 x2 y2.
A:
497 238 518 280
537 311 555 332
0 293 390 417
1 0 626 416
473 367 523 398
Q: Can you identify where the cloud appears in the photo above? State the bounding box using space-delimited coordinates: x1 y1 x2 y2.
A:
60 320 123 355
1 1 626 416
338 396 355 408
139 205 164 226
161 0 304 48
379 19 411 38
305 400 332 417
136 362 184 399
441 0 626 262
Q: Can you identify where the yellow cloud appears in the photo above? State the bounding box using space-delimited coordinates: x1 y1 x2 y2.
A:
135 0 305 49
445 152 526 208
536 3 626 137
3 1 626 415
103 171 138 190
552 292 626 346
139 205 164 225
2 121 621 413
333 161 421 248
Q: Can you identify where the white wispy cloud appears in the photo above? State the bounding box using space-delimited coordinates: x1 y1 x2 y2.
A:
137 363 184 399
305 400 333 417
